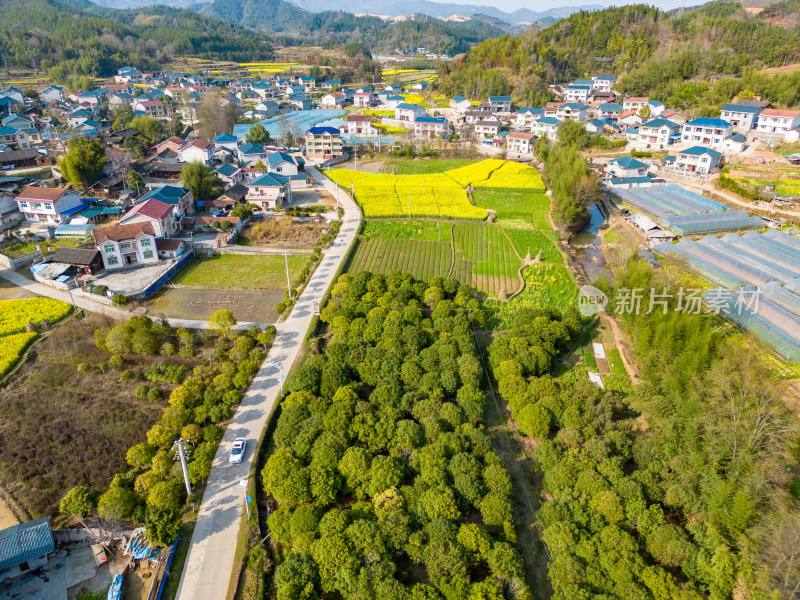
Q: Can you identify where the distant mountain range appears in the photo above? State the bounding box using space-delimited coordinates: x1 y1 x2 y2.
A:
87 0 603 26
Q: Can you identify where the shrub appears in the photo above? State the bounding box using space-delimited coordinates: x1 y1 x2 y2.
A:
77 362 91 374
160 342 176 357
112 293 129 306
179 344 196 358
119 370 136 382
92 285 108 296
59 486 95 518
109 354 124 368
135 384 150 398
147 387 163 401
145 363 187 384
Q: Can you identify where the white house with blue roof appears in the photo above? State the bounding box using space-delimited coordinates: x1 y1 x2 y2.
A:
245 173 291 209
606 156 649 178
488 96 512 113
555 103 587 121
266 151 299 176
0 87 24 104
450 96 472 113
237 142 270 165
719 103 761 130
635 118 681 148
516 107 543 129
215 163 244 185
591 75 616 92
681 118 734 148
532 117 561 141
386 95 406 110
672 146 722 174
140 185 194 217
214 133 239 152
414 116 448 138
564 85 591 103
395 103 426 122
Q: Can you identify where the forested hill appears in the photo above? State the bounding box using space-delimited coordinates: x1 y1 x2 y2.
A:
0 0 273 82
198 0 508 55
436 1 800 101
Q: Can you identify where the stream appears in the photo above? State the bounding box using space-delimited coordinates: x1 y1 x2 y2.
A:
572 203 614 283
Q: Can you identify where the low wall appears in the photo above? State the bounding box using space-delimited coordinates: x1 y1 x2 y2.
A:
380 117 414 130
0 249 41 270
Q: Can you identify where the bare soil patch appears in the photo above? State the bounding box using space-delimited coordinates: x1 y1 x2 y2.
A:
238 216 330 249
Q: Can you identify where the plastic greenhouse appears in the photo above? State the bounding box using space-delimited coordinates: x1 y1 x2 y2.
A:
698 236 799 283
614 184 727 219
659 211 765 236
653 241 750 290
760 282 800 319
704 290 800 362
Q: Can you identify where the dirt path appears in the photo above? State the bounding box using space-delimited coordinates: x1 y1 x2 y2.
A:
474 331 552 600
600 313 640 383
0 496 19 529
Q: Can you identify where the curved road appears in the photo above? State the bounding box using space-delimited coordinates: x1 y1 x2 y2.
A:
174 167 360 600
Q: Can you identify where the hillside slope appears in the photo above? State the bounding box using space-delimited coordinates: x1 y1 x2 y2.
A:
436 1 800 101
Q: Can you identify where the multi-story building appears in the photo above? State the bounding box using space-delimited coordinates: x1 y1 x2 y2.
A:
555 103 587 121
622 96 649 112
564 85 591 103
474 119 501 139
719 103 761 130
450 96 472 113
671 146 722 174
606 156 648 178
532 117 561 141
92 222 159 270
118 198 178 238
395 103 426 122
488 96 512 113
304 126 343 161
680 118 734 148
344 115 377 136
14 186 82 223
245 173 291 209
591 75 616 92
635 118 681 148
756 109 800 135
505 132 535 157
414 116 448 138
139 185 194 217
516 107 543 129
133 99 166 119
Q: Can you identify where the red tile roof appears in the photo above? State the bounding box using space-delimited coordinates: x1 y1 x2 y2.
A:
17 186 69 201
123 198 173 221
761 108 800 118
92 222 156 244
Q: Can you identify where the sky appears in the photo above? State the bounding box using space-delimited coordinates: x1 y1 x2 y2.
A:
428 0 707 12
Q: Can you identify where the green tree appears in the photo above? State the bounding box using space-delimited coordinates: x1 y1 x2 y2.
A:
182 162 223 201
129 116 165 145
58 137 106 190
209 309 237 338
97 485 137 521
274 552 320 600
246 123 272 145
60 486 95 518
126 443 156 470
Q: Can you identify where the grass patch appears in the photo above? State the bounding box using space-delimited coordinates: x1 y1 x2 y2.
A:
362 221 452 241
380 158 477 175
474 190 552 229
504 229 562 264
1 237 90 259
606 348 628 378
485 264 579 330
172 254 308 289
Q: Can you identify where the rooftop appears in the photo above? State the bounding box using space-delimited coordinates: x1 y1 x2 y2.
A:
0 517 54 571
124 198 174 221
93 222 156 244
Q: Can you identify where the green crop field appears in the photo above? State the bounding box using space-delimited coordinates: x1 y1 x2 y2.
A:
347 238 453 283
362 221 452 241
485 264 579 330
474 189 552 228
504 229 563 264
172 254 308 288
451 224 521 296
381 159 477 175
349 222 523 296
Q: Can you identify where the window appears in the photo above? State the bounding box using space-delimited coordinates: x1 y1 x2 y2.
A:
120 242 132 249
107 255 118 265
34 203 42 208
143 250 154 259
141 238 151 247
104 244 114 253
44 203 52 210
19 201 27 208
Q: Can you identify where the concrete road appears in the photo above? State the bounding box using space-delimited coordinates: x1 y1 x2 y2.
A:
174 168 361 600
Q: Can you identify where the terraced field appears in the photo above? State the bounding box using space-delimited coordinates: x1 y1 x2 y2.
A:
451 224 521 295
347 238 453 283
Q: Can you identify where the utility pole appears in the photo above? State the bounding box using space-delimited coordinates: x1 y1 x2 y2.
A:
284 251 293 300
176 439 192 496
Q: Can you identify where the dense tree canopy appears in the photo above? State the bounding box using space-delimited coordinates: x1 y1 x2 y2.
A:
262 271 531 599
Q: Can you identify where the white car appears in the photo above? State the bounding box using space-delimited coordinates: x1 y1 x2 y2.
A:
229 438 247 464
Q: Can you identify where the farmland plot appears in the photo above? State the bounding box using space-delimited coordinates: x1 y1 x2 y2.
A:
451 224 521 296
347 237 453 282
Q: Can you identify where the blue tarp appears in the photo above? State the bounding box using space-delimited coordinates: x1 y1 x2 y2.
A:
107 573 123 600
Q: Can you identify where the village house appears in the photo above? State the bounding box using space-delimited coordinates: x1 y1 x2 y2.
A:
118 198 178 237
564 85 591 103
93 222 159 269
598 103 623 119
304 126 343 161
606 156 648 179
215 163 244 185
505 132 536 157
450 96 472 113
618 110 643 128
237 142 270 166
622 97 649 112
680 117 734 148
139 185 194 217
213 133 239 152
321 92 347 107
266 151 299 176
719 103 761 130
245 173 291 210
591 75 616 92
15 186 83 223
635 118 681 148
414 116 448 138
516 107 543 129
532 117 561 141
344 115 377 136
178 139 215 165
41 86 65 104
133 99 167 119
671 146 723 174
395 103 426 122
488 96 512 113
354 91 374 107
756 108 800 135
555 103 587 121
474 119 502 139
